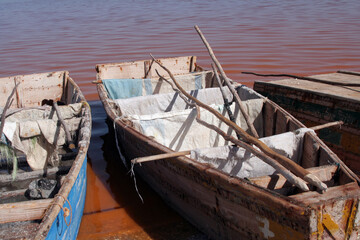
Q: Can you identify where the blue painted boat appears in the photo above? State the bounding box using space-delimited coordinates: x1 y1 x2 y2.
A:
0 71 91 239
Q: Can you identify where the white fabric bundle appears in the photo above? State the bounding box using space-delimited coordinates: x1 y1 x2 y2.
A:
116 87 264 151
190 128 314 178
115 87 233 116
2 103 82 170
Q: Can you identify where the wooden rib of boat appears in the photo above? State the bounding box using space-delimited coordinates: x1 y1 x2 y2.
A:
96 56 360 239
0 71 91 239
253 72 360 175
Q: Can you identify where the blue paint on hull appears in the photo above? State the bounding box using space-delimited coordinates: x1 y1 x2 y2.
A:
45 156 87 240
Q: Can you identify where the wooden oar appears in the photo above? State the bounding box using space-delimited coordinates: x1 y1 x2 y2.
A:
151 55 327 191
194 25 259 138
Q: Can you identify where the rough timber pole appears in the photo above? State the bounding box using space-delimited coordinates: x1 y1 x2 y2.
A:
194 25 259 138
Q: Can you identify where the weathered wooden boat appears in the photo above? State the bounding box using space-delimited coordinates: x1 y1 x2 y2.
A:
0 71 91 239
253 71 360 176
96 56 360 239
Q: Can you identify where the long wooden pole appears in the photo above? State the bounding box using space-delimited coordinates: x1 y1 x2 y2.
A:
129 120 346 189
151 55 327 191
53 102 75 149
211 64 241 140
194 108 309 191
130 110 310 191
132 143 309 191
194 25 259 138
0 83 20 141
310 121 343 131
131 151 191 164
130 122 345 164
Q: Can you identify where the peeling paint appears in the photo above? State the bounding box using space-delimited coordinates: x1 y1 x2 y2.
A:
256 216 275 239
322 213 342 237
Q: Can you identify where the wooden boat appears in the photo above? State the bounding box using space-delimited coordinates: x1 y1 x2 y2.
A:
0 71 91 239
253 71 360 176
96 56 360 239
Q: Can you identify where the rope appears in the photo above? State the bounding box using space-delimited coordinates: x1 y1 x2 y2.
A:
113 117 128 169
129 161 144 203
54 194 72 227
113 116 143 203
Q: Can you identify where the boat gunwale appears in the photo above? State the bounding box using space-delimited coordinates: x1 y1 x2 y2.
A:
95 56 196 72
254 79 360 107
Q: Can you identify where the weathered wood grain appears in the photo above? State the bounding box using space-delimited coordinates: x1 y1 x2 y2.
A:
0 71 66 108
0 71 91 240
249 165 338 191
97 57 360 239
96 56 195 80
0 199 52 224
254 72 360 177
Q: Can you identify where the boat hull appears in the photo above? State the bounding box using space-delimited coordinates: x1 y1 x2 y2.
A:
112 121 305 239
96 57 360 239
253 72 360 175
45 156 87 240
0 71 92 240
112 117 360 239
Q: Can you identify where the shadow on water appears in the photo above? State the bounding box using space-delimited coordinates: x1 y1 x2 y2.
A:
78 101 208 239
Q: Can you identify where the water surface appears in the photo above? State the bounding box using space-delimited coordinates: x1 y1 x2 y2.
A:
1 0 359 97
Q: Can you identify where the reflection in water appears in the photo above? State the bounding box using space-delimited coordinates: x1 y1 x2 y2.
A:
77 101 207 239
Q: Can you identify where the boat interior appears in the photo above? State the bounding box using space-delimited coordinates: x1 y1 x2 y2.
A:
0 71 86 234
98 56 356 198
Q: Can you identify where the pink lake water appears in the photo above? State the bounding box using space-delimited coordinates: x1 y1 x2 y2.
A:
1 0 360 239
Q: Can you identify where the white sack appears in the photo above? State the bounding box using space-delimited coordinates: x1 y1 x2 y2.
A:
115 87 233 116
190 128 314 178
131 98 264 151
2 103 83 170
151 71 213 94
